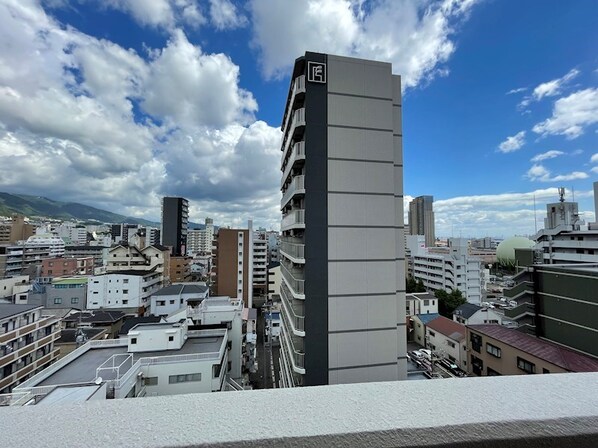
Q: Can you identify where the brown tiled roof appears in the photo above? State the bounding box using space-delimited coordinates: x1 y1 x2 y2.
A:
426 316 466 341
468 325 598 372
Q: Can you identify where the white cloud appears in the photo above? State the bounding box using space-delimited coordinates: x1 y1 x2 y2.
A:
506 87 527 95
498 131 525 153
99 0 206 29
209 0 247 30
533 88 598 139
592 167 598 174
526 164 588 182
250 0 478 88
530 150 564 163
590 153 598 163
532 68 579 101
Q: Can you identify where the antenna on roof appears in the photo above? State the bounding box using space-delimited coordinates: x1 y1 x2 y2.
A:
558 187 565 203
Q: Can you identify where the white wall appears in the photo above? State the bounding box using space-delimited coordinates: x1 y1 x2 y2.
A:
87 274 143 309
425 328 465 369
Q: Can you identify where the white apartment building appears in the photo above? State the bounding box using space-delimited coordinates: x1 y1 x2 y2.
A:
453 302 503 326
106 244 170 285
23 234 65 258
53 223 87 245
424 316 466 369
187 218 214 256
252 232 268 296
267 264 281 301
407 236 482 304
0 276 30 301
0 304 60 394
279 53 407 387
150 283 209 316
406 292 438 317
87 271 162 315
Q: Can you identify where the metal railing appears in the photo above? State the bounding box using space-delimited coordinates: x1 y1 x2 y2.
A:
281 75 306 133
504 281 534 299
281 108 306 163
279 239 305 262
281 141 306 182
281 175 305 210
0 316 59 344
280 316 305 373
280 282 305 334
280 262 305 296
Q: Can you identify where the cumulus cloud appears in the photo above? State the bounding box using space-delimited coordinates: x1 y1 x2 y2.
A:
526 164 588 182
209 0 248 30
249 0 478 87
532 88 598 139
498 131 525 153
530 150 564 163
0 0 281 229
518 68 580 110
93 0 206 29
590 153 598 163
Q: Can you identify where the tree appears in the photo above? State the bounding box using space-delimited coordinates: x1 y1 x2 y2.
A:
406 275 417 293
415 279 426 293
434 288 466 318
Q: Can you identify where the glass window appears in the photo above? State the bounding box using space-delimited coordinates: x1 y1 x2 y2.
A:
470 332 482 353
144 377 158 386
131 338 137 344
168 373 201 384
53 298 62 304
71 298 79 304
517 357 535 374
486 343 501 358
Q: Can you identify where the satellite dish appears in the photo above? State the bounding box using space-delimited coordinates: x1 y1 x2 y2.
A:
95 377 103 385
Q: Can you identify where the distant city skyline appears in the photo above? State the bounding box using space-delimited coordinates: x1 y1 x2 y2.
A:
0 1 596 237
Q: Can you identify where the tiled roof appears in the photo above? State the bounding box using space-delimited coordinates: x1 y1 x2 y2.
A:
414 313 440 325
468 325 598 372
426 316 466 341
454 303 482 319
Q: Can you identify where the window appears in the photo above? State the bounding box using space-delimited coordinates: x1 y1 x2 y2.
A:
169 373 201 384
487 367 501 376
543 368 550 374
144 377 158 386
486 343 501 358
212 364 222 378
447 341 456 348
131 338 137 344
470 332 482 353
168 336 174 342
517 357 535 374
471 354 483 376
423 299 429 306
123 279 129 284
428 330 436 337
123 289 128 294
169 300 175 304
53 298 62 304
71 298 79 304
123 300 128 305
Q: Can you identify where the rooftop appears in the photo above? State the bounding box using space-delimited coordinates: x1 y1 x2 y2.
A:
469 325 598 372
58 328 106 343
52 277 89 285
63 310 125 324
0 303 42 320
454 302 482 319
152 283 208 296
414 313 440 325
119 316 162 335
37 335 225 386
427 316 466 341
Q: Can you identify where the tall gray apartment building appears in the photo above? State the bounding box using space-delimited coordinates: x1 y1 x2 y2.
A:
279 52 407 387
408 195 435 248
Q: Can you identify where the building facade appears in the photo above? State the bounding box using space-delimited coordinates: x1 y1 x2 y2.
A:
0 304 60 394
41 257 94 277
278 52 407 387
160 197 189 256
408 195 435 248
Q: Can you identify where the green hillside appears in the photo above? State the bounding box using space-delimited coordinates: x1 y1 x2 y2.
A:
0 192 158 226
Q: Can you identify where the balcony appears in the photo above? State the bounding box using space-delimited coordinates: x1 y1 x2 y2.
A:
280 282 305 336
504 302 535 320
280 315 305 374
281 209 305 232
2 373 597 446
281 141 306 185
0 316 59 345
280 108 306 163
279 238 305 264
504 281 534 300
280 261 304 299
281 75 306 134
281 175 305 210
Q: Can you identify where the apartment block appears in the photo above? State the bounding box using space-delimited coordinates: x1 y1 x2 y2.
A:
252 232 268 296
278 52 407 387
467 324 598 376
0 215 35 244
150 283 209 316
187 218 214 256
64 245 108 269
40 256 94 277
106 243 170 285
408 195 435 248
161 197 189 256
169 256 192 283
0 304 60 394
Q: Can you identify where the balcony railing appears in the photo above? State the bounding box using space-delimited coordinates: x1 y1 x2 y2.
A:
281 141 306 184
280 108 306 163
280 315 305 373
281 175 305 210
280 282 305 335
504 281 534 299
280 262 304 298
281 209 305 232
279 239 305 264
281 75 306 133
0 316 59 345
504 302 535 320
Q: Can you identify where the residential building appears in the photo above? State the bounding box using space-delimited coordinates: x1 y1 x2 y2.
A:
169 256 191 283
267 262 281 301
105 243 170 286
211 226 253 307
266 230 280 264
406 292 438 317
0 304 60 394
87 271 162 316
252 231 268 297
145 227 161 246
0 276 29 301
0 215 35 244
425 316 466 369
55 327 107 358
22 276 90 310
41 256 94 277
411 313 440 346
408 195 435 248
504 263 598 357
278 53 407 387
187 218 215 256
0 246 24 278
161 197 189 256
453 302 503 326
150 283 209 316
24 234 65 258
64 245 108 269
62 310 125 339
53 223 88 245
467 324 598 376
407 236 482 304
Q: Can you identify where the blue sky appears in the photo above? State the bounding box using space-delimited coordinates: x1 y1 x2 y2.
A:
0 0 596 237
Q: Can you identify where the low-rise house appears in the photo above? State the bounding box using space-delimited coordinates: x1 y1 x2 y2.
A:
62 310 125 339
425 316 466 369
150 283 209 316
453 302 502 326
406 292 438 317
467 324 598 376
411 313 440 345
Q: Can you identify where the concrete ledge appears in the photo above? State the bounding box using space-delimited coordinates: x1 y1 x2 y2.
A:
2 373 598 447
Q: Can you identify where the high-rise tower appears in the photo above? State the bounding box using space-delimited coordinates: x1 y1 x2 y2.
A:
160 197 189 256
279 52 407 387
408 195 435 248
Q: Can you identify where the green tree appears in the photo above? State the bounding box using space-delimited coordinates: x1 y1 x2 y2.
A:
415 279 426 292
434 288 466 318
406 275 417 293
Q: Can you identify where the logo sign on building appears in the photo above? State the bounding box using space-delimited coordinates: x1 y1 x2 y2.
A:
307 61 326 83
